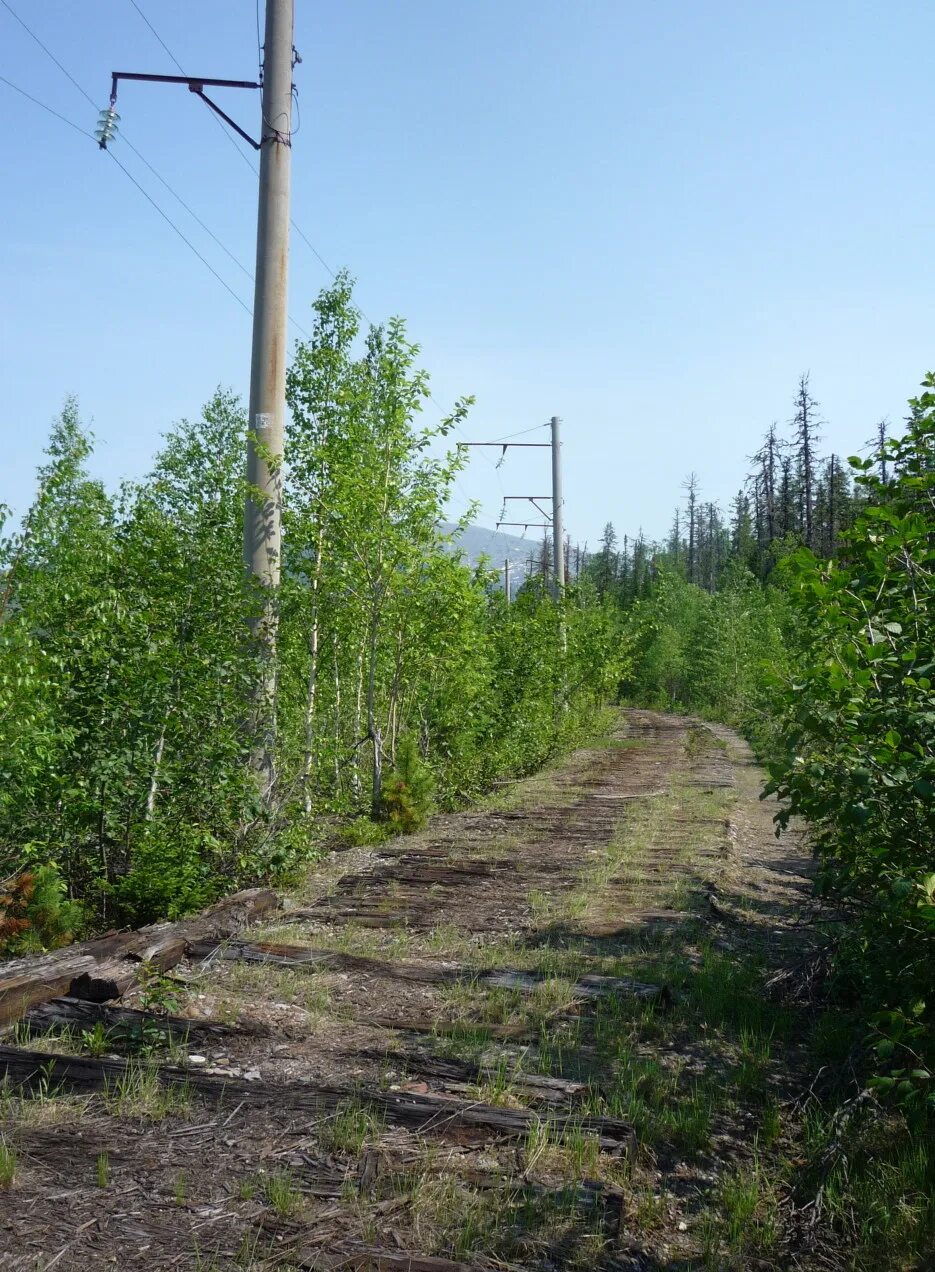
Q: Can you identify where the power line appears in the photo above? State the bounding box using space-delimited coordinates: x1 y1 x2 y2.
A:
1 2 312 337
127 0 337 280
123 0 329 333
0 0 95 107
290 217 337 278
4 78 322 342
127 0 183 72
2 3 249 274
0 73 93 139
127 0 261 176
6 74 325 339
489 423 550 443
0 80 503 537
4 0 512 532
106 149 254 317
125 0 486 480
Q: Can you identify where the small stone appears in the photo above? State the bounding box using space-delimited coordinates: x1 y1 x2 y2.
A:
186 1054 207 1066
243 1068 261 1081
677 1221 688 1232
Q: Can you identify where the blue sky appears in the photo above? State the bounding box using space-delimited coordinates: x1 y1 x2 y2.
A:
2 0 933 548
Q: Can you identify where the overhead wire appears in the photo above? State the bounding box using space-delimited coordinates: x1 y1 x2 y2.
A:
126 0 182 73
470 422 550 523
0 72 91 139
0 70 256 320
122 0 498 512
1 0 316 336
125 0 335 328
4 0 526 533
0 0 92 106
489 422 550 442
127 0 337 280
2 1 252 294
106 148 254 318
0 13 475 514
127 0 260 176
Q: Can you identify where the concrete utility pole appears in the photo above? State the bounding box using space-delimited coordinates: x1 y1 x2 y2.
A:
244 0 294 792
550 416 565 597
464 425 566 600
504 558 511 604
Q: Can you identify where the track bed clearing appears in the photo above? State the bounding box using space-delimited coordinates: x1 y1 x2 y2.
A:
1 710 822 1270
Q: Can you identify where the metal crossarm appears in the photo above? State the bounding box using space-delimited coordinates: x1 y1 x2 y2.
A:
104 71 262 150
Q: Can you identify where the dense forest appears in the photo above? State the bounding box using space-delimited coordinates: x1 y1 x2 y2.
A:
590 373 935 1121
2 279 933 1127
0 276 622 940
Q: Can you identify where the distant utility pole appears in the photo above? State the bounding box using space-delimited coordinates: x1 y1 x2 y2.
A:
244 0 295 793
463 416 566 599
504 558 511 603
551 416 564 596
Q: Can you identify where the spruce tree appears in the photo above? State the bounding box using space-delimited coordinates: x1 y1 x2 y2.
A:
683 473 699 584
792 373 822 549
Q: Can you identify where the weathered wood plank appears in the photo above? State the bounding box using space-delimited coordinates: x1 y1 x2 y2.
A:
0 1046 635 1153
17 996 265 1043
358 1048 588 1102
189 939 670 1005
0 953 99 1024
299 1249 480 1272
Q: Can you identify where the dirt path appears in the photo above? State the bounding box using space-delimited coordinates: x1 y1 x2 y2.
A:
0 710 819 1271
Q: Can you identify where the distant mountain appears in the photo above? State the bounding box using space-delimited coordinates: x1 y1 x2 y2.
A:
441 522 539 597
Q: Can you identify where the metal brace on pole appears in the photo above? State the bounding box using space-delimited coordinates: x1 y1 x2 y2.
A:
98 71 261 150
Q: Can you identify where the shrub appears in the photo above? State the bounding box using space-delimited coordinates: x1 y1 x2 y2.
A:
0 865 83 955
380 735 435 834
767 379 935 1096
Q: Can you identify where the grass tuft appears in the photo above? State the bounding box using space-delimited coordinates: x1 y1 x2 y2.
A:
102 1062 192 1122
0 1139 16 1188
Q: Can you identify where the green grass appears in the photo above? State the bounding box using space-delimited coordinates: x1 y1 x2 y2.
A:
218 961 332 1020
795 1100 935 1268
336 818 392 848
261 1169 301 1217
701 1158 780 1268
0 1139 16 1188
102 1062 192 1122
81 1021 113 1057
319 1099 385 1155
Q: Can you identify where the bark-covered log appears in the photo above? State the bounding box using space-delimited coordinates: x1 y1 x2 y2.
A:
0 887 279 1023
